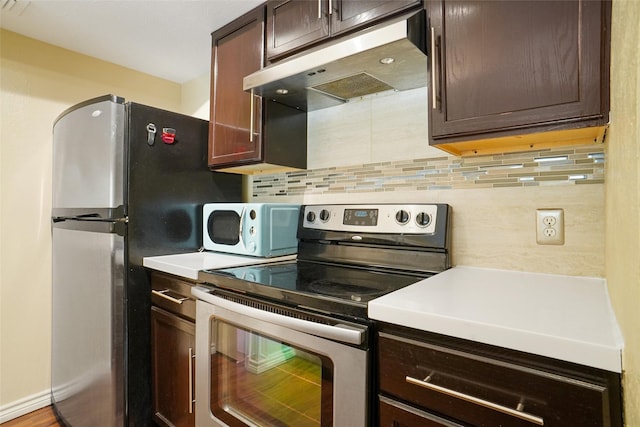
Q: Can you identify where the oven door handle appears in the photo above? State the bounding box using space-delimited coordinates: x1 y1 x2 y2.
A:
192 287 365 345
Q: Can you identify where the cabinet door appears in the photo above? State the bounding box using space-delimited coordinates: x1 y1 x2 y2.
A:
331 0 421 36
209 7 264 167
266 0 330 61
428 0 608 140
151 307 195 427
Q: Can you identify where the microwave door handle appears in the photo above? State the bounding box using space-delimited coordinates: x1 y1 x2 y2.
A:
238 207 246 250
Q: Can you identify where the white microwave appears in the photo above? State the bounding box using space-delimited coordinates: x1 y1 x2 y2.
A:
202 203 300 257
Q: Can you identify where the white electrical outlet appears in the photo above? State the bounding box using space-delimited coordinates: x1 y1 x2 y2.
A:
536 209 564 245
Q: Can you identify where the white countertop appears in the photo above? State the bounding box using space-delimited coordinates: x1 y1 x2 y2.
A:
143 252 296 280
368 265 624 373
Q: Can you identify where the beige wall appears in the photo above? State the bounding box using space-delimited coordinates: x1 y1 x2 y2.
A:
607 1 640 425
0 30 182 415
181 72 210 120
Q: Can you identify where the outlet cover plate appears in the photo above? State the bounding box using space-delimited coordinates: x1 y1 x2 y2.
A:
536 209 565 245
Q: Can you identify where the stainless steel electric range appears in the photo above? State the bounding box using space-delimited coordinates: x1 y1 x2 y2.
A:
192 203 451 427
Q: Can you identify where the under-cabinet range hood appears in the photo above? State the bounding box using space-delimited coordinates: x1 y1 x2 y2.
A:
243 10 427 112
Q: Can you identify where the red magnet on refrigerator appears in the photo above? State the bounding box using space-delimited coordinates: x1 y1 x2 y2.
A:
162 128 176 144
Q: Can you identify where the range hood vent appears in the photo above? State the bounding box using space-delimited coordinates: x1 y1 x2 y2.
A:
243 10 427 112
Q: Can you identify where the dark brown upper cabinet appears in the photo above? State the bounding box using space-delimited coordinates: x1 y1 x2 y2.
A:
266 0 421 62
208 5 306 174
427 0 611 156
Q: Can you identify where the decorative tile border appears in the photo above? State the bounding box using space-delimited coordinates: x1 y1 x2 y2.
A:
252 144 605 197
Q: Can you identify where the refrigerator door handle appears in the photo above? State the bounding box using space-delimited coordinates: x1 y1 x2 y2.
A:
52 216 127 236
52 206 126 220
53 214 105 222
75 213 101 219
53 216 127 223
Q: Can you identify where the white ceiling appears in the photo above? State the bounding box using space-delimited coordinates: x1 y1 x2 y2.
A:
0 0 263 83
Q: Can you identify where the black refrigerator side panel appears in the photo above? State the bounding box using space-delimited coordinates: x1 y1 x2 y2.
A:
126 102 243 262
124 103 242 426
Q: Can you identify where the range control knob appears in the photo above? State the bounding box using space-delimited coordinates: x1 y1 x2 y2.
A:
249 209 257 220
247 241 257 252
306 211 316 222
395 210 410 224
319 209 330 222
416 212 432 227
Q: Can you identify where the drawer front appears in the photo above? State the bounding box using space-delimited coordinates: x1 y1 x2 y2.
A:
151 272 196 321
379 395 465 427
378 333 610 427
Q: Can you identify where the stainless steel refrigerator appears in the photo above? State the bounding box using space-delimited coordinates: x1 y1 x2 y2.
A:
51 95 242 426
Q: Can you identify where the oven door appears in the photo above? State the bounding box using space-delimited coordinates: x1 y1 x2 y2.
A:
193 287 368 427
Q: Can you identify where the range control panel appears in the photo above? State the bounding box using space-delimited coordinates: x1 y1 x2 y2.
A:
302 204 439 234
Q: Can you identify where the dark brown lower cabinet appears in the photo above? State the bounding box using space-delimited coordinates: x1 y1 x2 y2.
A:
151 307 195 427
377 324 623 427
379 396 464 427
151 272 197 427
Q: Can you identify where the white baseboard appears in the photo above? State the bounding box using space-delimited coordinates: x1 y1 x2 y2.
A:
0 389 52 424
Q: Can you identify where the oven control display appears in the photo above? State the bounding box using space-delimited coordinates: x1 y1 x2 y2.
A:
344 209 378 226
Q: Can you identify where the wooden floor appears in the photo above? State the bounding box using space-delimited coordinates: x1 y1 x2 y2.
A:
1 406 62 427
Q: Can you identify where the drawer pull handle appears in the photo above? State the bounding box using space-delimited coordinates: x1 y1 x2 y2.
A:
152 289 187 305
405 375 544 426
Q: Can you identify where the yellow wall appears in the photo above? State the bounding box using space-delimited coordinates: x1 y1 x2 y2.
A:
0 29 181 411
607 1 640 425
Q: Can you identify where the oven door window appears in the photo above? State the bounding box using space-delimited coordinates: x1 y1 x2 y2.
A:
208 211 240 245
210 319 334 426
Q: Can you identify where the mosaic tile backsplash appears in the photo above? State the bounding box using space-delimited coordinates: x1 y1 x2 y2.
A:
252 144 605 197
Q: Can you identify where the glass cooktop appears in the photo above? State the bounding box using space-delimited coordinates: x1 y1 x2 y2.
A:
199 260 429 319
